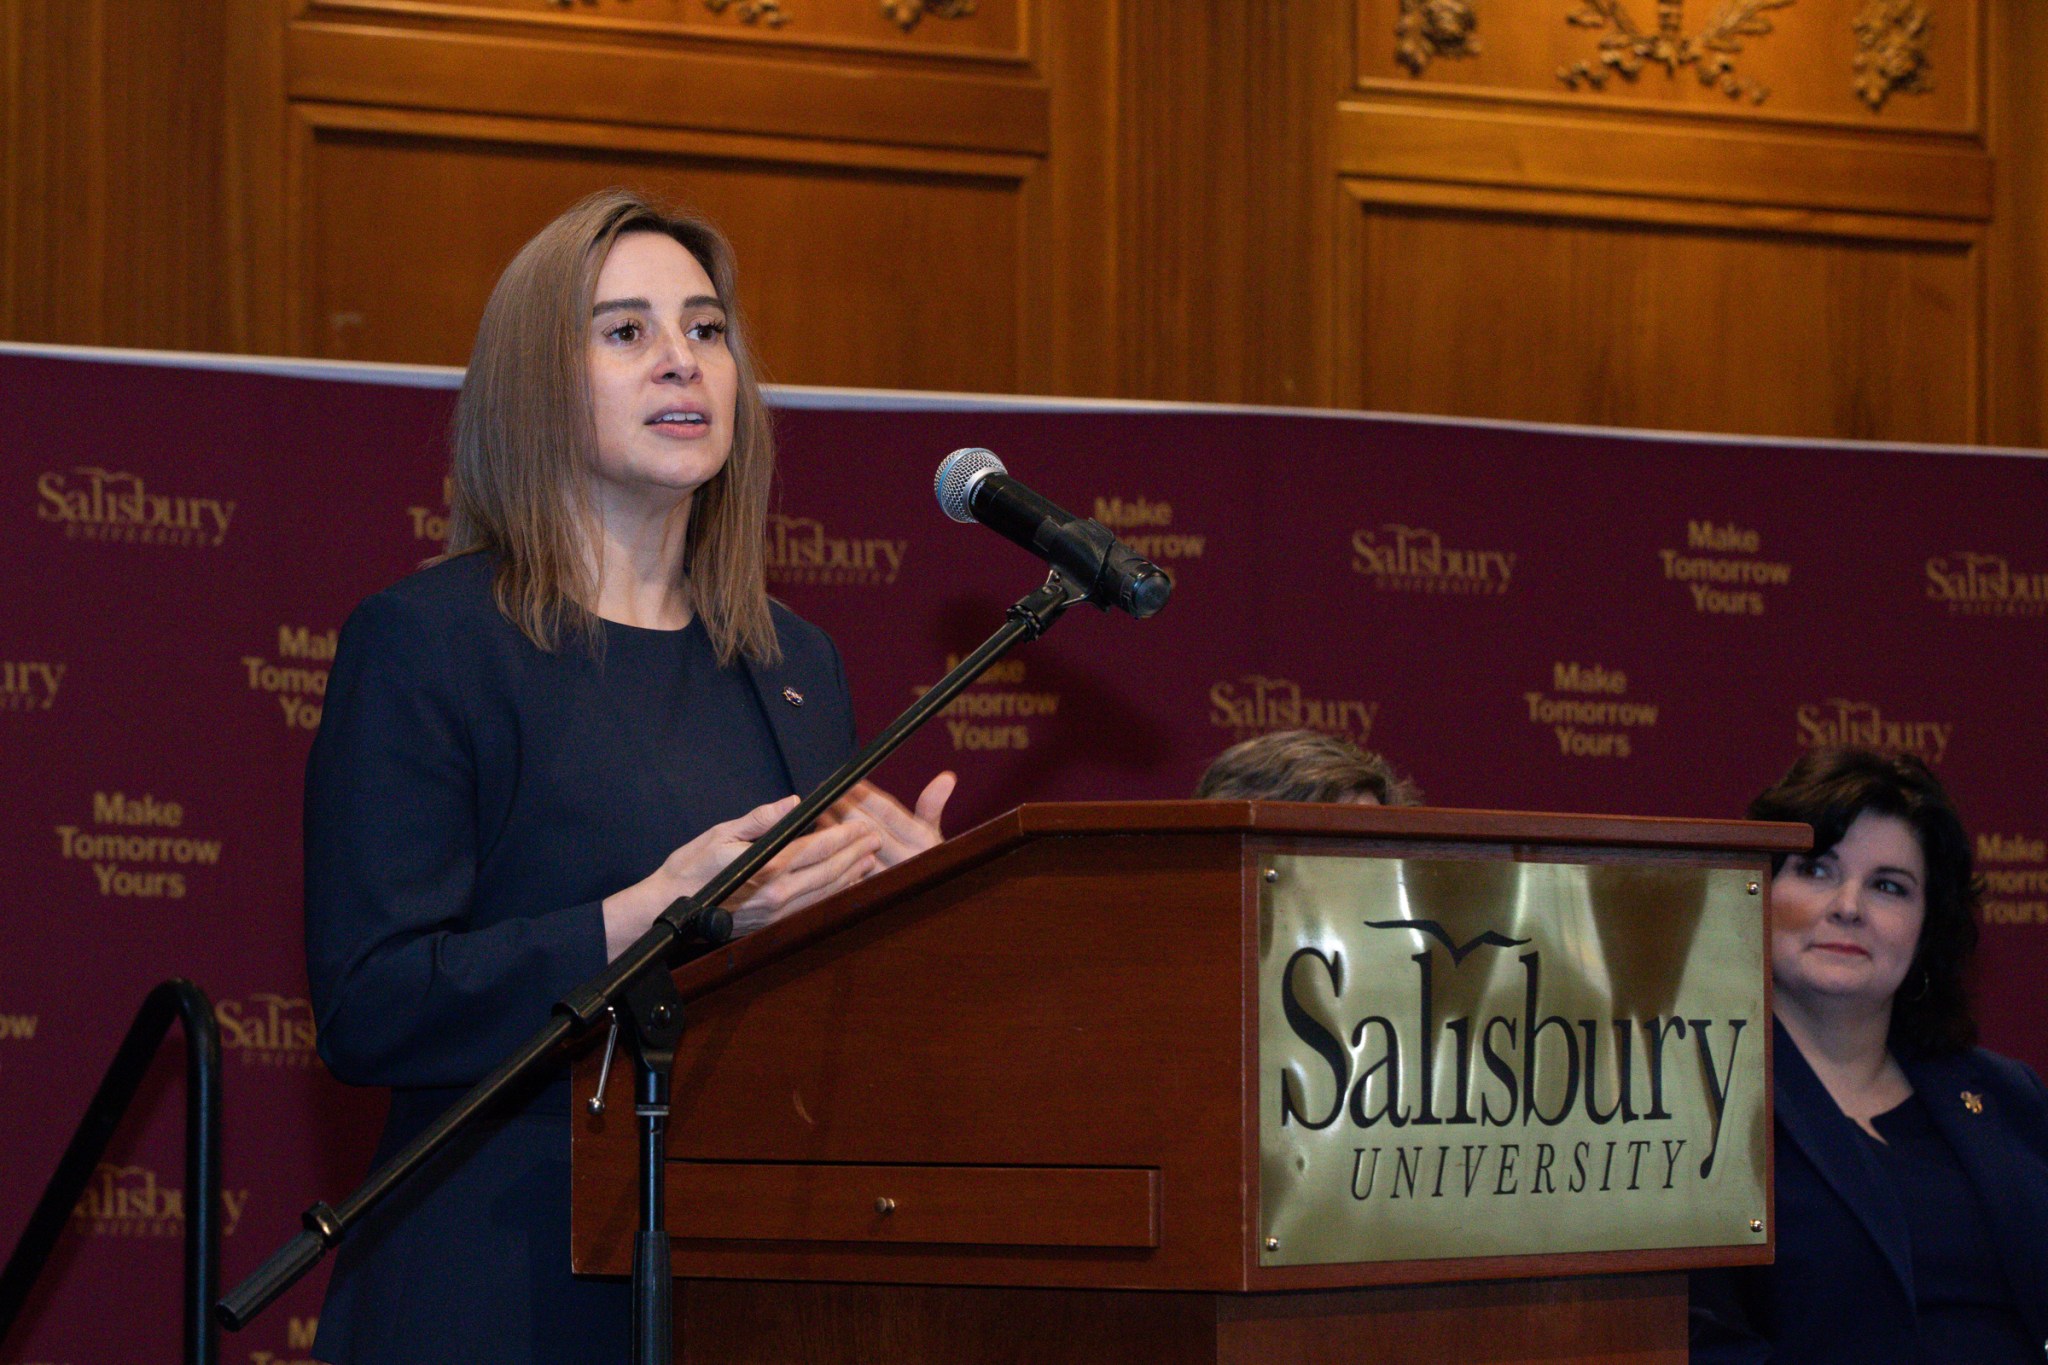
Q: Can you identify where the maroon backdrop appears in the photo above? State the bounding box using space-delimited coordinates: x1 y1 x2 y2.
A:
4 344 2046 1362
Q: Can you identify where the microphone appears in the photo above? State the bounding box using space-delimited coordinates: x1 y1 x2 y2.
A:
934 449 1172 618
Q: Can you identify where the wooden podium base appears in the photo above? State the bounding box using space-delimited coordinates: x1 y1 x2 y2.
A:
676 1273 1686 1364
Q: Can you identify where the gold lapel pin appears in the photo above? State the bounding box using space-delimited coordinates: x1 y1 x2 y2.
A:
1962 1091 1984 1115
781 686 804 707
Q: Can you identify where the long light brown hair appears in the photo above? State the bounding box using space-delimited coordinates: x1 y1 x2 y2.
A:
444 188 779 665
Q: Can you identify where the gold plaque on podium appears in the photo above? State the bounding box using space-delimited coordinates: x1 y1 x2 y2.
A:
1257 853 1769 1267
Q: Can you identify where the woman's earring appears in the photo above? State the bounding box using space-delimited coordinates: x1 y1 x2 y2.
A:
1904 967 1932 1003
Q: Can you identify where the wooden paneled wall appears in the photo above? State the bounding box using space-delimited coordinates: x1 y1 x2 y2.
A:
236 0 1119 398
4 0 2044 443
1326 0 2012 442
1 1 233 352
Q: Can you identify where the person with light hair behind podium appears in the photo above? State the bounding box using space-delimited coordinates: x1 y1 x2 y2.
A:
1689 748 2048 1363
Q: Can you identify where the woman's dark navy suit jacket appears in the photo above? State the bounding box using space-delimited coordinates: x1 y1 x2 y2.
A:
1690 1025 2048 1363
305 556 861 1364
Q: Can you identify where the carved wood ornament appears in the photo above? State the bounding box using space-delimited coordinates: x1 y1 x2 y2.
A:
702 0 790 27
1558 0 1794 104
882 0 978 32
700 0 978 33
1852 0 1933 111
1396 0 1482 75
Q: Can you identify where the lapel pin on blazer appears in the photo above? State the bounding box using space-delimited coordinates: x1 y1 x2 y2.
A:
1962 1091 1984 1114
781 686 804 707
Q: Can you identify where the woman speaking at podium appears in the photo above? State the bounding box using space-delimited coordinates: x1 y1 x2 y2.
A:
1690 749 2048 1363
302 190 952 1363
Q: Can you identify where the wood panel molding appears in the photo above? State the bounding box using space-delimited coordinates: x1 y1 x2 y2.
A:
1339 174 1981 244
300 0 1033 66
291 97 1041 175
1334 99 1992 221
286 18 1051 154
1332 176 1983 442
283 102 1043 390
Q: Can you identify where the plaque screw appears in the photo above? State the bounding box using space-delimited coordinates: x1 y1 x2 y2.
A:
876 1197 896 1215
1264 1237 1279 1252
1747 881 1760 895
1748 1218 1764 1234
1264 869 1279 884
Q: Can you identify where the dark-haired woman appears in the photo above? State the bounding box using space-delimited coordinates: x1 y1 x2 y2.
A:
1690 749 2048 1363
304 191 952 1363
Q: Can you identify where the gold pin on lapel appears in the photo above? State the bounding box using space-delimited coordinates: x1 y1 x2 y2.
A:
781 686 804 707
1962 1091 1984 1114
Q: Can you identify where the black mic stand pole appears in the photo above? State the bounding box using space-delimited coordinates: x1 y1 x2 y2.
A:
218 570 1089 1356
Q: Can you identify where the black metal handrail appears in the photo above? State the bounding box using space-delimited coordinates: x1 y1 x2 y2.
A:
0 978 222 1365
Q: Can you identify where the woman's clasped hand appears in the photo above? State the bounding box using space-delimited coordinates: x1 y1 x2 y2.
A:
600 772 956 954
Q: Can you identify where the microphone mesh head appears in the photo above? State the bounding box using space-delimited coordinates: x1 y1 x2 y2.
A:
934 447 1006 524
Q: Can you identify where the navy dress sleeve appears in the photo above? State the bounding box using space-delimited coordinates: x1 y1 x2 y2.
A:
304 587 608 1089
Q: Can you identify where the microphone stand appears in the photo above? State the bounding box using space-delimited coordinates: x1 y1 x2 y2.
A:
218 569 1090 1361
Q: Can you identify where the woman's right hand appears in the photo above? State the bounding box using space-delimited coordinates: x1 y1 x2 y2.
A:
600 796 881 960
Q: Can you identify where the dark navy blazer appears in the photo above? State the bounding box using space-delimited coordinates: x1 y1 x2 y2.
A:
1690 1025 2048 1363
305 555 859 1364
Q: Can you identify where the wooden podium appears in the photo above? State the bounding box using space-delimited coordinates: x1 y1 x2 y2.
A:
571 802 1804 1364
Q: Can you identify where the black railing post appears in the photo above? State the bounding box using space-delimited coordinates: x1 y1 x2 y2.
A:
176 981 224 1365
0 978 222 1365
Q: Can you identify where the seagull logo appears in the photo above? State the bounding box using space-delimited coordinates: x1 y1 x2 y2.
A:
1362 919 1531 965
